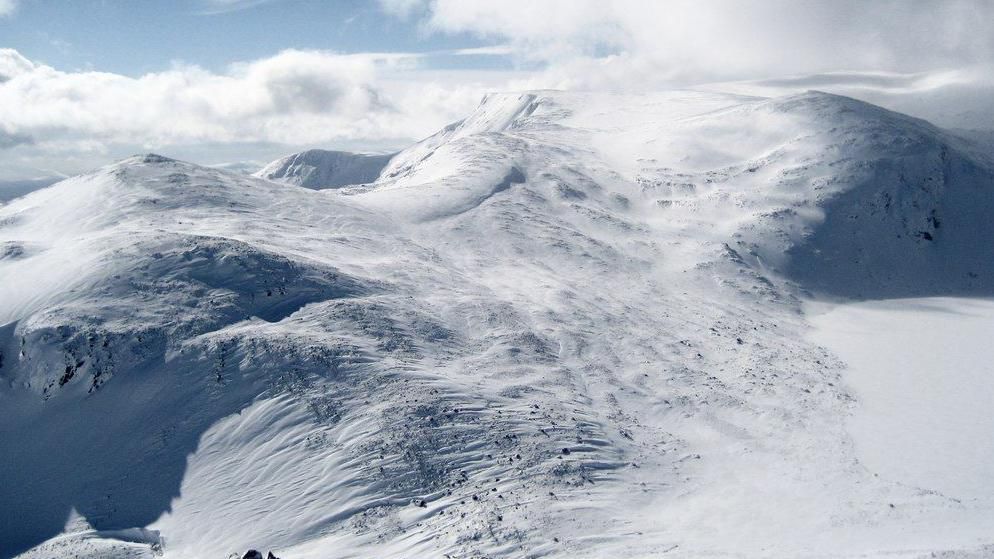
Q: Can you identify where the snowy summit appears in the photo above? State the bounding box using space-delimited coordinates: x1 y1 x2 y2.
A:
254 150 393 190
3 3 994 558
3 88 994 558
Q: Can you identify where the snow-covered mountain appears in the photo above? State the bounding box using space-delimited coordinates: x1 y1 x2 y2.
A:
2 90 994 559
254 149 393 189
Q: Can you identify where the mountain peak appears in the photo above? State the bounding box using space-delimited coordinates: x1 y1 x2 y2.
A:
126 153 178 165
255 149 394 190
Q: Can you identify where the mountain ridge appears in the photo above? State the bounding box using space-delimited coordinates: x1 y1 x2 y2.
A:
3 89 994 558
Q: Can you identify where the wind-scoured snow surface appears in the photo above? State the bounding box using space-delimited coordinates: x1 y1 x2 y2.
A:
255 149 393 190
2 91 994 559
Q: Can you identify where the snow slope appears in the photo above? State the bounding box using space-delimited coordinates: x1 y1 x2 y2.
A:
807 297 994 503
255 149 393 189
3 91 994 558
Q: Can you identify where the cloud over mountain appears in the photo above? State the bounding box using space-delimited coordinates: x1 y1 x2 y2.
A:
0 47 498 176
403 0 994 86
3 1 994 180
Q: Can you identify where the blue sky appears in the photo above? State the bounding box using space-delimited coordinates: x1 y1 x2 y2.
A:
0 0 512 75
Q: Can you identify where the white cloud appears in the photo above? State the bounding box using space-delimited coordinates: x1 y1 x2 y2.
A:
376 0 994 133
0 49 34 81
441 45 516 57
0 0 17 17
0 48 519 177
415 0 994 87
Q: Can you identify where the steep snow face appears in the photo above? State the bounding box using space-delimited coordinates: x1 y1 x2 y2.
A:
255 149 393 189
3 92 994 559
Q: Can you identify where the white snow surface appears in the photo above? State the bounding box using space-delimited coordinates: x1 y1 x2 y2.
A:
2 90 994 558
254 149 393 190
807 298 994 503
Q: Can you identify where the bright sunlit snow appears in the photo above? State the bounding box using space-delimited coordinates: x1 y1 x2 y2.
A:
808 298 994 502
3 3 994 559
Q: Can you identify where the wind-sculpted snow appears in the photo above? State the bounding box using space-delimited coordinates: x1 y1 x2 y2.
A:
3 92 994 558
255 150 393 190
